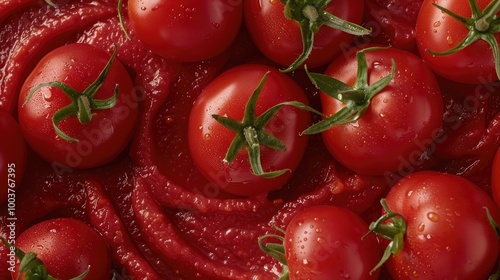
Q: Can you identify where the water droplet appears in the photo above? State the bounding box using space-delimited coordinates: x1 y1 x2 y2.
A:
446 35 453 45
427 212 440 222
433 29 438 33
165 116 174 124
42 91 52 101
140 6 146 11
433 21 441 27
302 259 309 265
418 223 425 232
203 133 211 140
407 190 413 197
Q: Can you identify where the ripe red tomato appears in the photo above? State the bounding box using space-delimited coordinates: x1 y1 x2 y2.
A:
284 205 381 280
18 43 138 170
13 218 111 280
311 47 443 176
128 0 242 62
244 0 365 70
416 0 500 84
0 107 27 204
376 171 500 280
493 147 500 206
188 64 311 196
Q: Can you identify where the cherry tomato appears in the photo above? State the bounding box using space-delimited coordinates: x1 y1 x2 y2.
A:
244 0 365 69
492 147 500 206
376 171 500 280
416 0 500 84
128 0 242 62
18 43 138 170
13 218 111 280
0 107 27 204
284 205 381 280
315 47 443 176
187 64 311 196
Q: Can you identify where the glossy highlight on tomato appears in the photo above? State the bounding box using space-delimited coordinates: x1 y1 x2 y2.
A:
244 0 365 69
317 47 443 176
13 218 111 280
188 64 311 196
416 0 500 84
128 0 243 62
18 43 138 169
284 205 381 280
379 171 500 280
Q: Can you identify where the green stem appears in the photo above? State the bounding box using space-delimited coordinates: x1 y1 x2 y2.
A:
302 5 319 22
476 0 500 31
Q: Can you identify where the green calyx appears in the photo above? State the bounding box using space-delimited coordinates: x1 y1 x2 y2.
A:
258 227 289 280
302 46 396 135
212 72 321 179
23 46 120 143
428 0 500 80
117 0 132 40
280 0 371 72
364 199 407 274
0 237 89 280
44 0 57 8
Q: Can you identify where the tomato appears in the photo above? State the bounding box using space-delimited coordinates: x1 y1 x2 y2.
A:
0 107 27 204
18 43 138 170
128 0 242 62
187 64 311 196
244 0 365 70
12 218 111 280
416 0 500 84
306 47 443 176
493 147 500 206
283 205 381 280
371 171 500 280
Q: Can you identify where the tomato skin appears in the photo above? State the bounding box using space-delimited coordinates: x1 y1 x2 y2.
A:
416 0 500 84
493 147 500 206
0 107 27 204
187 64 311 196
284 205 381 280
244 0 364 69
13 218 111 280
320 47 443 176
18 43 138 169
383 171 500 280
128 0 242 62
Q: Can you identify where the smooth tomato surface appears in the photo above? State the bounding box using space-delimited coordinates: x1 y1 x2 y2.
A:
18 43 138 169
284 205 381 280
0 107 26 204
244 0 364 69
13 218 111 280
416 0 500 84
320 47 443 176
128 0 242 62
188 64 311 196
383 171 500 280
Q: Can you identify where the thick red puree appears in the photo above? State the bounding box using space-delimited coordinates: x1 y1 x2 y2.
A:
0 0 499 279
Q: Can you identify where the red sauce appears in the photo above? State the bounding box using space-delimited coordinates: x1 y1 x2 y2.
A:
0 0 498 279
